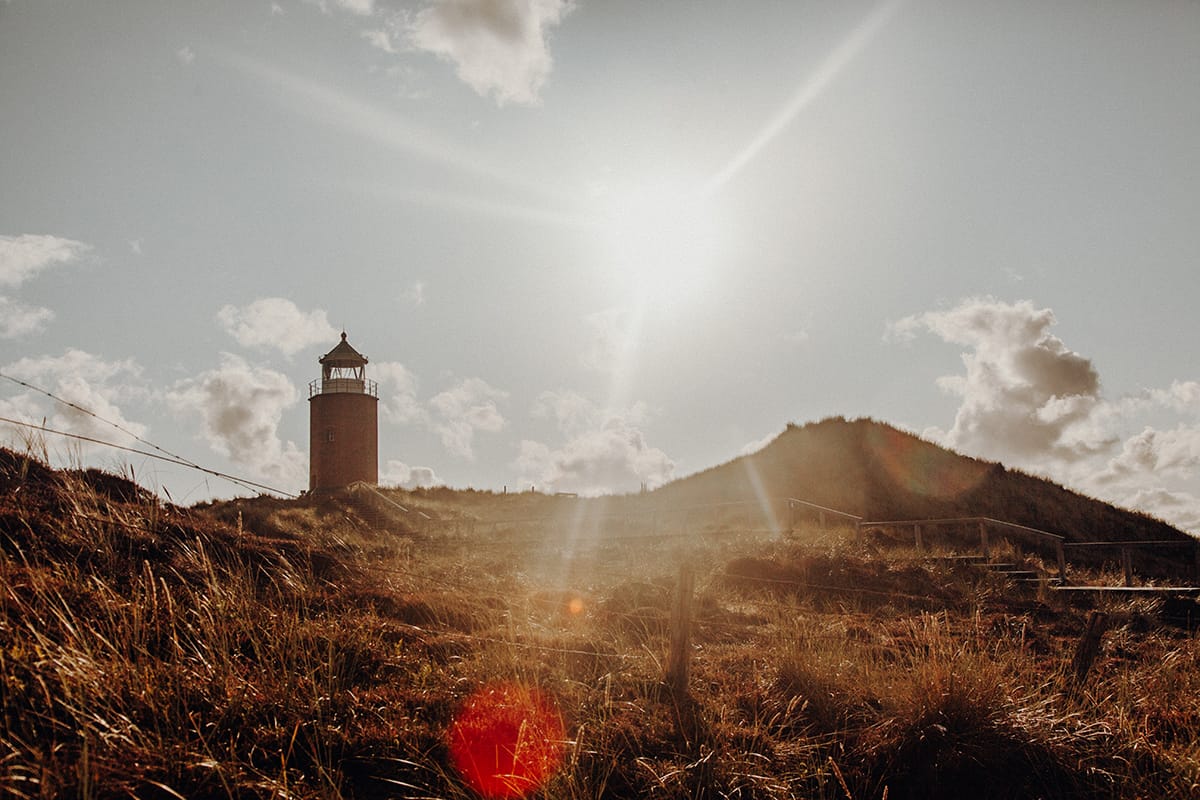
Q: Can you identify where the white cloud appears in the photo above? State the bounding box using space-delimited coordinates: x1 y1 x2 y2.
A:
176 46 196 65
889 297 1108 462
166 353 306 489
1096 425 1200 484
428 377 507 458
532 388 602 433
1149 381 1200 417
407 0 572 106
336 0 374 14
362 28 397 53
1122 488 1200 534
0 297 54 339
2 349 149 450
373 360 425 425
381 459 441 489
216 297 340 357
896 295 1200 534
0 391 47 452
399 280 427 305
517 391 674 495
1084 423 1200 534
0 233 90 287
305 0 374 15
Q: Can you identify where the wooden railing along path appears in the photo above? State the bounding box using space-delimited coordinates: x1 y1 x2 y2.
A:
349 487 1199 590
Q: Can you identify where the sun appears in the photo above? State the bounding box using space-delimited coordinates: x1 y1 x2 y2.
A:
592 176 728 304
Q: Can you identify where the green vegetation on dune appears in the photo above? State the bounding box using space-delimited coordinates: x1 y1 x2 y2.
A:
2 444 1200 798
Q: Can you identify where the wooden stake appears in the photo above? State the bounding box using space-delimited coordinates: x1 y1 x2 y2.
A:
1070 610 1109 685
665 560 695 697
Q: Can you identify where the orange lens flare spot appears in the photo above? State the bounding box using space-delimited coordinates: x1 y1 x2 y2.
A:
567 596 585 616
448 682 565 799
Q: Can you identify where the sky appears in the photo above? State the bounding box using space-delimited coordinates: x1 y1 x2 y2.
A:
1 0 1198 531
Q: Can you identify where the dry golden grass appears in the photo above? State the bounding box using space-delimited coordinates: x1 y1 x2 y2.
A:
2 447 1200 798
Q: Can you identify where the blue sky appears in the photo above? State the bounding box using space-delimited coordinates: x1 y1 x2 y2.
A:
1 0 1198 531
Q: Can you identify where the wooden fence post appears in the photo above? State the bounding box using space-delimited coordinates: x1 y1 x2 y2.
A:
914 523 924 551
819 511 827 530
979 520 989 561
1070 610 1109 685
1056 540 1067 583
1194 541 1200 585
1121 548 1134 587
665 560 695 697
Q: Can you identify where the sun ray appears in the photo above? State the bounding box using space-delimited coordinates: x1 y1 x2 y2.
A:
703 0 906 197
742 455 784 538
218 51 567 203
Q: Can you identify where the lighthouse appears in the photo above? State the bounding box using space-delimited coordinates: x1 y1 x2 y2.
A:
308 332 379 491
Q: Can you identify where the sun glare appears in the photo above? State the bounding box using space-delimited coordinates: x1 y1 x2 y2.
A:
594 178 727 304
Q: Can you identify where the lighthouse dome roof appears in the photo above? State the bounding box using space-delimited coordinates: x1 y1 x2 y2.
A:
319 332 368 367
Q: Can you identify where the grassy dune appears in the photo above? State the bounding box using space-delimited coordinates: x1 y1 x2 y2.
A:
2 447 1199 798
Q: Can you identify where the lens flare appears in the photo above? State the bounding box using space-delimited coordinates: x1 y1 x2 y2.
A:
448 682 565 799
866 425 989 500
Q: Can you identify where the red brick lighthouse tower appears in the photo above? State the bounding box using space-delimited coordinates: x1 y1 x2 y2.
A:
308 332 378 491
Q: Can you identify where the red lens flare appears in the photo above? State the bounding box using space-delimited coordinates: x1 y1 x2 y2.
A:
448 682 566 799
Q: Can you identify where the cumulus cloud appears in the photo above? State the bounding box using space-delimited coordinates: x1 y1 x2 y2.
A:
0 391 46 451
216 297 340 357
531 388 630 433
1095 426 1200 485
407 0 572 106
1 349 148 450
0 233 90 287
428 377 507 458
306 0 374 15
895 295 1200 534
373 360 425 425
890 297 1107 462
516 390 674 495
1122 488 1200 534
0 234 90 336
166 353 306 489
1148 381 1200 417
362 27 397 53
1088 424 1200 533
381 459 442 489
335 0 374 13
0 297 55 339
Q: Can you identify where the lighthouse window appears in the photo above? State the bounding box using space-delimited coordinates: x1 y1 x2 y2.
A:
326 430 335 442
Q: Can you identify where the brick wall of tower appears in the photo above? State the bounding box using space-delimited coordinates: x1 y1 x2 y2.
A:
309 392 378 491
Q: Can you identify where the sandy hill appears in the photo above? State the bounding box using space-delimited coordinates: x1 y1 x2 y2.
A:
652 417 1190 546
